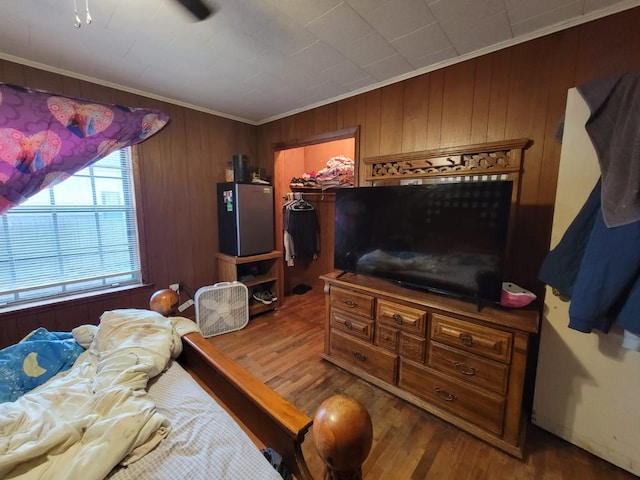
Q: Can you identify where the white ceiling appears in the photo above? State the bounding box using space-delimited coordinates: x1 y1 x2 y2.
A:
1 0 639 125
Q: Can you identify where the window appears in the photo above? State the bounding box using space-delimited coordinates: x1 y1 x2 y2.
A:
0 148 142 306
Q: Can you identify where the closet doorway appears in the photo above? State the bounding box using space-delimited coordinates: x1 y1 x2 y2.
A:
273 127 359 296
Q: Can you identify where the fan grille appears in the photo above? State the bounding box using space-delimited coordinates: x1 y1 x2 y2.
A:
195 282 249 338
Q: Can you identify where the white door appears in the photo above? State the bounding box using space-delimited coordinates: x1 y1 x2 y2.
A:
532 88 640 476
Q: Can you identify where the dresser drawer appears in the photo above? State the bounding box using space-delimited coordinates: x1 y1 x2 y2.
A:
399 359 505 435
431 314 512 363
428 341 508 394
330 286 375 319
399 333 426 363
331 309 373 342
330 330 397 384
375 324 398 352
377 299 427 337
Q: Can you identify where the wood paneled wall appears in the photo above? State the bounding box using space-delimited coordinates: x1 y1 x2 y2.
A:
256 7 640 297
1 7 640 346
0 60 257 347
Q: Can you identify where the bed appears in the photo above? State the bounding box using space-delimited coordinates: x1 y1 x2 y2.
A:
0 293 372 480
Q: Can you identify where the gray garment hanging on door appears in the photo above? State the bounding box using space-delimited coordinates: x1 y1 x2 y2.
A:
577 71 640 228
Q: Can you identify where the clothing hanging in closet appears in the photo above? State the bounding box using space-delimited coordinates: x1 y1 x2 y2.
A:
283 193 320 267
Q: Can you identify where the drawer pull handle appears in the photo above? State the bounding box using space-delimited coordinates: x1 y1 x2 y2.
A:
343 299 357 308
353 351 367 361
434 387 456 402
344 320 353 330
452 361 477 376
392 313 403 325
459 332 474 346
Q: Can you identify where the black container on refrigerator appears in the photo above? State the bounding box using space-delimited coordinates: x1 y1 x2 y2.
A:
217 182 275 256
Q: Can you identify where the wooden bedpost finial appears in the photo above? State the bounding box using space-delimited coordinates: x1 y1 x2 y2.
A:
150 288 179 316
313 394 373 480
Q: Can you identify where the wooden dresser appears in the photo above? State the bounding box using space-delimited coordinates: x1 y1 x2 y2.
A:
320 271 539 458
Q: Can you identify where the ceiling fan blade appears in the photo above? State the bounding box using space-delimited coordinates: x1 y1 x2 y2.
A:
174 0 213 20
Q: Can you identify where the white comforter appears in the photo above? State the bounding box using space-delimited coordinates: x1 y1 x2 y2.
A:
0 309 185 480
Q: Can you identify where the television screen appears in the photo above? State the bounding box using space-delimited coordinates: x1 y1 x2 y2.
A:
334 181 513 304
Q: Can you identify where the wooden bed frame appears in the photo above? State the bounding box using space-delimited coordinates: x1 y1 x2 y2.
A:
178 327 372 480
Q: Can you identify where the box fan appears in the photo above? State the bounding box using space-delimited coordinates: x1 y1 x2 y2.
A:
194 282 249 338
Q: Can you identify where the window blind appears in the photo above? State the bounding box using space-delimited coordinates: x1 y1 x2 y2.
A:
0 147 142 306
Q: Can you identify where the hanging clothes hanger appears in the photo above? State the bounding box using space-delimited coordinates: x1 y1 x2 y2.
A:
291 195 314 211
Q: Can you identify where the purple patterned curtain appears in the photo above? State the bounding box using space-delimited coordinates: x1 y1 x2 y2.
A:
0 82 170 214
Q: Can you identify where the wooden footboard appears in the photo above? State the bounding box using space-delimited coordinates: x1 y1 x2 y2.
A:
179 332 374 480
179 332 314 480
153 287 371 479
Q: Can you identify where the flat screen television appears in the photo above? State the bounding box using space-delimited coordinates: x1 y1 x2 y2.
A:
333 181 513 305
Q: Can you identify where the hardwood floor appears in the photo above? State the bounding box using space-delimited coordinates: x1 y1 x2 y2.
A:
206 289 637 480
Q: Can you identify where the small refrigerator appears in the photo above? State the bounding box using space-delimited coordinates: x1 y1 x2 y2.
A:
217 182 275 257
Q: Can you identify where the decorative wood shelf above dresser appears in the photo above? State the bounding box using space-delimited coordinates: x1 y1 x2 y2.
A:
363 138 530 184
320 271 539 458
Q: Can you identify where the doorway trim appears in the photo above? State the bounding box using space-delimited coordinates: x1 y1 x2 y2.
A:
273 126 359 157
273 126 360 295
